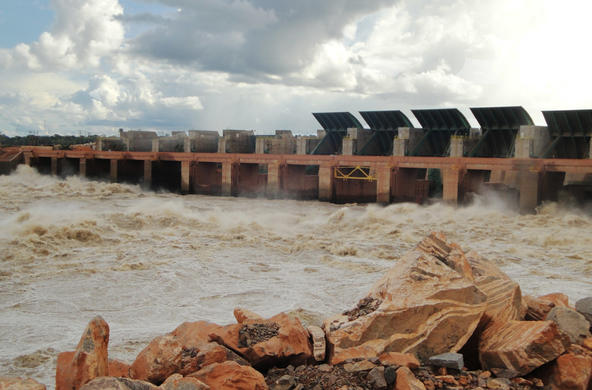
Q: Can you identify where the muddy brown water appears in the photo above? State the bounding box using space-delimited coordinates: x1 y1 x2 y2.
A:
1 165 591 388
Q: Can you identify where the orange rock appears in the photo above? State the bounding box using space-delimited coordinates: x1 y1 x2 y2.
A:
306 325 326 362
582 337 592 351
56 316 110 390
547 353 592 390
160 374 210 390
209 312 312 369
130 321 222 384
525 293 570 321
234 308 264 324
108 359 130 378
188 361 267 390
479 320 570 377
394 366 426 390
324 233 487 363
378 352 420 369
0 377 46 390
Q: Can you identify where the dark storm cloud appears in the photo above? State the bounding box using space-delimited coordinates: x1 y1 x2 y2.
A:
126 0 397 78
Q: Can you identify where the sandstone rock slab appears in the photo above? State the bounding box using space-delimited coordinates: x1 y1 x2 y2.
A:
160 374 209 390
524 293 570 321
79 377 156 390
306 326 326 362
576 297 592 325
188 361 267 390
479 320 570 377
234 308 264 324
323 233 487 364
547 353 592 390
378 352 420 369
108 359 130 378
56 316 110 390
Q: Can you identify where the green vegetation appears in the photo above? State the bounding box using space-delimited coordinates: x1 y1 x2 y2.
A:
0 134 97 150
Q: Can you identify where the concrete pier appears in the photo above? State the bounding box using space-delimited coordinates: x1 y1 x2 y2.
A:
267 162 281 197
181 160 190 193
221 161 233 196
519 168 540 213
110 159 118 182
442 168 463 203
143 160 152 187
80 158 87 177
318 165 334 201
376 165 391 203
51 157 58 175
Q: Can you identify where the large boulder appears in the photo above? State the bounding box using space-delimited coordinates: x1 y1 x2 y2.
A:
56 316 110 390
108 360 130 378
546 306 591 344
479 320 570 377
160 374 209 390
130 321 235 384
0 377 46 390
187 361 268 390
394 367 426 390
208 312 312 369
545 353 592 390
323 233 487 364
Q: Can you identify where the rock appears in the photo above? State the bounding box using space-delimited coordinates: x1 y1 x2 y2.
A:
342 360 376 372
486 378 510 389
583 337 592 351
0 377 46 390
306 326 326 362
130 321 223 384
384 366 397 386
547 353 592 390
324 233 487 364
234 308 264 324
188 361 268 390
108 359 131 378
546 306 591 344
79 377 156 390
465 251 523 327
209 312 312 369
394 367 426 390
367 366 387 389
525 293 570 321
160 374 209 390
56 316 110 390
428 353 464 371
575 297 592 325
479 320 570 377
378 353 420 369
272 375 294 390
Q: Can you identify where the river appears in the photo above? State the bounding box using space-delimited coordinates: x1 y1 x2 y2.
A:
1 165 591 387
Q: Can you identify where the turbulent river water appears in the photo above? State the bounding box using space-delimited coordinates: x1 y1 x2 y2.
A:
1 165 592 387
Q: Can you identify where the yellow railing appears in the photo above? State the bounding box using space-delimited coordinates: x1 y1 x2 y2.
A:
334 166 376 181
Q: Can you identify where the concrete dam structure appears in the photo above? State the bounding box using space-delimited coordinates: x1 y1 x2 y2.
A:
1 106 592 212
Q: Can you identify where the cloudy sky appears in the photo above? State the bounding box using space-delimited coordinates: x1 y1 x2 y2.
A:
0 0 591 136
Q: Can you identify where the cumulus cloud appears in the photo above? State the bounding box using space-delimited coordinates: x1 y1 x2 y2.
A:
0 0 124 70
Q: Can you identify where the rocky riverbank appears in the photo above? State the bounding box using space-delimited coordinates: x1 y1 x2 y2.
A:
3 233 592 390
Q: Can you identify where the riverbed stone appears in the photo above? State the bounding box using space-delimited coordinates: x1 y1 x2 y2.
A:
525 293 570 321
0 377 46 390
160 374 209 390
546 306 591 344
575 297 592 325
323 233 487 364
79 377 156 390
394 367 425 390
188 361 268 390
479 320 570 377
378 352 420 369
547 353 592 390
56 316 110 390
234 308 264 324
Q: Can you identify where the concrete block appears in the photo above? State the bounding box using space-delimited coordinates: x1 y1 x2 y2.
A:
516 126 550 158
394 128 423 156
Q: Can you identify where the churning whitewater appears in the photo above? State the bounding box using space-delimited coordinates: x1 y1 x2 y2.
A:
1 165 592 387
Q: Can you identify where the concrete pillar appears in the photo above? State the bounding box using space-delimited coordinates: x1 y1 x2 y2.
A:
51 157 58 175
96 138 103 151
267 162 281 197
143 160 152 187
342 138 354 155
515 126 550 158
489 170 505 183
255 138 267 154
79 158 86 177
218 138 227 153
376 165 391 203
184 137 191 153
110 159 118 182
24 154 31 166
123 138 130 151
519 169 540 213
296 138 307 155
442 167 464 204
181 160 190 193
151 139 159 152
221 161 233 196
394 128 423 156
318 164 334 202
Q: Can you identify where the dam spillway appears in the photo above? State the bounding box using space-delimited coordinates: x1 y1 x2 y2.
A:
7 147 592 213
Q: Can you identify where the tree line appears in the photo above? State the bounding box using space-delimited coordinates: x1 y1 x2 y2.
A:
0 134 98 149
